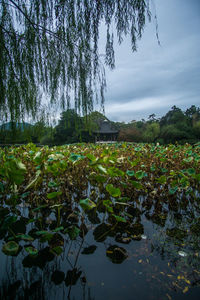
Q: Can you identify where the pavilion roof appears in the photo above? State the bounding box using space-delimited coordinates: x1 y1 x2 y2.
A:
93 120 119 134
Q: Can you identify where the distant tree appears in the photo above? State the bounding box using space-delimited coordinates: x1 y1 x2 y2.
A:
148 113 156 122
118 127 142 142
143 122 160 142
0 0 152 121
193 121 200 139
82 111 108 132
185 105 200 126
32 121 53 144
160 124 195 144
160 106 186 126
54 109 81 144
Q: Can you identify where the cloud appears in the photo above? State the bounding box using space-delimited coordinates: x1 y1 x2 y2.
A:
102 0 200 122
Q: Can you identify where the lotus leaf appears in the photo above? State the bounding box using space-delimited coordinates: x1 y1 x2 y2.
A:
2 241 19 256
80 198 96 211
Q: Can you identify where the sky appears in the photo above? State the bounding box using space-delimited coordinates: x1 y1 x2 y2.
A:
100 0 200 123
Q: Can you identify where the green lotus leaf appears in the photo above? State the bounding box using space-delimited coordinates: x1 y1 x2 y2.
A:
80 198 96 211
135 170 147 180
16 234 34 241
126 170 135 177
48 181 58 187
131 180 143 190
103 200 113 213
24 246 38 256
185 168 196 176
69 153 85 163
47 191 62 199
2 241 19 256
169 186 178 195
112 214 127 223
65 226 80 240
106 184 121 197
156 175 167 184
50 246 63 256
1 215 17 230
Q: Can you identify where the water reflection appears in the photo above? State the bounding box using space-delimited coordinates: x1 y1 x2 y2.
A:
0 190 200 300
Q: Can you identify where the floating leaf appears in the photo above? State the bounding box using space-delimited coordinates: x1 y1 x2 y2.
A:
51 246 63 256
1 215 17 230
86 153 96 162
66 226 80 240
82 245 97 255
47 191 62 199
169 186 178 195
24 246 38 256
106 245 128 264
32 204 48 211
16 234 34 241
94 175 107 183
103 200 113 213
80 198 96 211
51 270 65 285
112 214 126 223
65 268 82 286
2 241 19 256
135 170 147 180
126 170 135 177
156 175 167 184
117 197 130 203
21 192 30 199
107 167 124 177
160 167 168 173
52 226 64 232
131 180 143 190
48 181 58 187
150 165 156 172
69 153 84 162
106 184 121 197
35 230 50 236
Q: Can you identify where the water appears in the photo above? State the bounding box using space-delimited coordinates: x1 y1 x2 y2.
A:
1 193 200 300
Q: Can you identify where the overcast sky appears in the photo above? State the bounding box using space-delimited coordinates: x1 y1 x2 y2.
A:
100 0 200 123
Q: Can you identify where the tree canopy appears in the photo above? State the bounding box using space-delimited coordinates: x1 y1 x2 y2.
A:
0 0 151 121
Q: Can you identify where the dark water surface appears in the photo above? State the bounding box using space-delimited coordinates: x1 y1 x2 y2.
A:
1 195 200 300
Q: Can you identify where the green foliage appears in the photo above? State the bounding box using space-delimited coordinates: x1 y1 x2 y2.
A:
143 122 160 143
2 241 19 256
116 105 200 144
66 226 80 240
106 184 121 198
24 246 38 256
47 191 62 199
0 0 150 120
80 198 96 211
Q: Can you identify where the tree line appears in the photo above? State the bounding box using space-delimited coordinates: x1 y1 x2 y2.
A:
0 105 200 145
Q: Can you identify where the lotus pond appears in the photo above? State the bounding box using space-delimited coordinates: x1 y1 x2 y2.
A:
0 142 200 300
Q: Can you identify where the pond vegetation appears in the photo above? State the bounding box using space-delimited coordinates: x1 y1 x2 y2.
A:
0 142 200 299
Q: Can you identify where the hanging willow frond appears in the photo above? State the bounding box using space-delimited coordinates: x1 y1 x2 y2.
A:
0 0 151 121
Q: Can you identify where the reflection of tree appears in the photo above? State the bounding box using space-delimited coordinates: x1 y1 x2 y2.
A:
0 239 96 300
0 203 97 300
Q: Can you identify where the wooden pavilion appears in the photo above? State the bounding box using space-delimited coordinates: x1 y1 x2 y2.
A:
93 120 119 143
